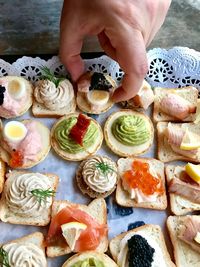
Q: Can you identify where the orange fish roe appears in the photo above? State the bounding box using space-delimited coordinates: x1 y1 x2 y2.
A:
10 150 24 168
123 160 164 196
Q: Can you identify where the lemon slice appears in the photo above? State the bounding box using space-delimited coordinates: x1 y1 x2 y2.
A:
87 90 109 106
185 163 200 183
194 99 200 124
7 78 26 99
61 222 87 251
3 121 27 143
194 232 200 244
180 129 200 150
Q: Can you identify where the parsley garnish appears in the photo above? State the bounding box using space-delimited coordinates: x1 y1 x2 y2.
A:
31 188 56 204
40 66 65 87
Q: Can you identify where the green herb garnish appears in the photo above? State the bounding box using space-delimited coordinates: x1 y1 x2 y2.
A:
31 188 56 204
0 247 10 267
96 162 115 175
40 66 65 87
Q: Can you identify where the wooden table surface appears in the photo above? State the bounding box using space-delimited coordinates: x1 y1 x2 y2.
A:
0 0 199 56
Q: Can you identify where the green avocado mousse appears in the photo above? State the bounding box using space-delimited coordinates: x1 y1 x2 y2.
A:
71 258 105 267
51 113 103 161
104 110 154 157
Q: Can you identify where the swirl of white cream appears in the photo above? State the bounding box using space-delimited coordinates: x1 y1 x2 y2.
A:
3 243 47 267
34 79 74 110
5 173 52 217
82 156 117 193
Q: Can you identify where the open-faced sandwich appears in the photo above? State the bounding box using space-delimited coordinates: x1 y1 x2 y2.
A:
76 71 117 114
51 113 103 161
62 251 118 267
116 157 167 210
0 158 5 194
0 170 58 226
0 76 33 118
109 224 175 267
167 215 200 267
32 67 76 117
0 232 47 267
166 163 200 215
46 198 108 257
76 155 118 198
104 110 154 157
157 121 200 163
0 119 50 168
153 86 198 122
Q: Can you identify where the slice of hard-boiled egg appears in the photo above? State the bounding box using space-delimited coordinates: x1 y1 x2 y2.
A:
7 78 26 100
3 121 27 143
87 90 109 106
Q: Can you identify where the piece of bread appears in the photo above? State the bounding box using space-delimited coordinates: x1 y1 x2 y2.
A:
0 158 6 193
153 86 198 122
116 157 167 210
47 198 108 257
0 170 59 226
167 215 200 267
104 109 154 157
165 165 200 215
0 76 33 119
109 224 175 267
1 232 47 267
51 113 103 161
62 251 118 267
0 119 51 168
157 121 200 163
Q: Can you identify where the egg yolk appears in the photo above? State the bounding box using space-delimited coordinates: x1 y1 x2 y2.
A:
7 125 25 138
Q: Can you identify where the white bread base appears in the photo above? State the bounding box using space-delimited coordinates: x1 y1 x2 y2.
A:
153 86 198 122
167 216 200 267
47 198 108 257
116 157 167 210
109 224 175 266
157 122 200 163
62 251 118 267
165 165 200 215
0 159 6 193
104 109 154 157
0 171 59 226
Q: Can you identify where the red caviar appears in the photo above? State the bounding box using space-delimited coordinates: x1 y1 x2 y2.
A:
123 160 164 195
10 150 24 168
70 114 90 146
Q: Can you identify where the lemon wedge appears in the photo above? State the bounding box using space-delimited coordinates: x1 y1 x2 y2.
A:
180 129 200 150
61 222 87 251
194 232 200 244
185 163 200 183
194 99 200 124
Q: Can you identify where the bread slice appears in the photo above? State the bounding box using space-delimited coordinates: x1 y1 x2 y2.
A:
116 157 167 210
157 121 200 163
104 109 154 157
1 232 47 267
62 251 118 267
51 113 103 161
0 159 6 193
0 76 33 119
0 119 51 168
47 198 108 257
165 165 200 215
153 86 198 122
109 224 175 266
0 170 59 226
167 215 200 267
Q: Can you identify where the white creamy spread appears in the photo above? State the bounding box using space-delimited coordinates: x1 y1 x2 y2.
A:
117 230 167 267
5 172 52 217
82 156 117 193
34 79 74 110
3 242 47 267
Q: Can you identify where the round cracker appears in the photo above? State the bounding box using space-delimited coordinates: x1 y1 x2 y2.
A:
51 113 103 161
104 109 154 157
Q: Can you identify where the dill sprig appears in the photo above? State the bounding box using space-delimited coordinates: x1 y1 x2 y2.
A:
40 66 65 87
0 247 10 267
96 162 115 176
31 188 56 204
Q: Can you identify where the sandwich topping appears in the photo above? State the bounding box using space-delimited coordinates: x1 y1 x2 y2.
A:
71 258 105 267
82 156 117 193
34 79 74 111
111 115 150 146
5 173 52 217
3 243 46 267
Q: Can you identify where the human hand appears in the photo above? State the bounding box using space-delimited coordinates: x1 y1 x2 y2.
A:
60 0 171 102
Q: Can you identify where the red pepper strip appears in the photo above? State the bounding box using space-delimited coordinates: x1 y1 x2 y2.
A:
70 114 90 146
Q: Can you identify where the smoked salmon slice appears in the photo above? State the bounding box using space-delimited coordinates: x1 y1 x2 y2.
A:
46 206 107 252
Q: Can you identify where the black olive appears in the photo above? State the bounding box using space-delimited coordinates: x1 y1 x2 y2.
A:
89 72 112 91
0 85 6 106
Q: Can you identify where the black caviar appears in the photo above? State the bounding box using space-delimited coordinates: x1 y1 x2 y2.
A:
0 85 6 105
89 72 112 91
128 235 155 267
